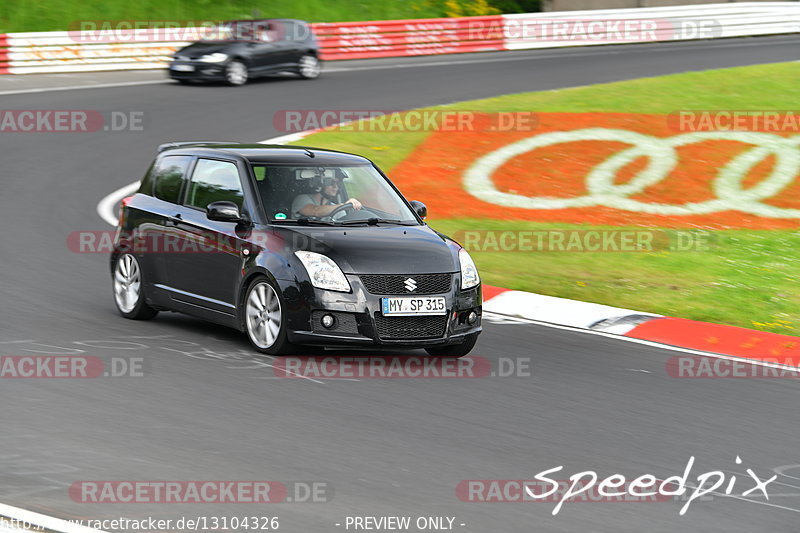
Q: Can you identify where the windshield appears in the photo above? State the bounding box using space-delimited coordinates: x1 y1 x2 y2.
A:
251 164 419 225
200 21 282 42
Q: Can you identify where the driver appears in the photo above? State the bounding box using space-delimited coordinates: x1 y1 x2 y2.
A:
292 176 362 218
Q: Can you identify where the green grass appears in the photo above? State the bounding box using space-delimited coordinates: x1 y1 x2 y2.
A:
292 62 800 334
0 0 442 33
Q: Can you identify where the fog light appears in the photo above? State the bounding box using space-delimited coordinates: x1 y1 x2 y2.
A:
467 311 478 325
321 314 336 329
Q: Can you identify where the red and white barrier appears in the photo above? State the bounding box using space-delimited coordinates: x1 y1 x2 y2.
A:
313 15 505 60
482 284 800 366
0 2 798 74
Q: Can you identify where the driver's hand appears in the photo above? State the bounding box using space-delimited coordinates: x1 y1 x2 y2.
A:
345 198 362 210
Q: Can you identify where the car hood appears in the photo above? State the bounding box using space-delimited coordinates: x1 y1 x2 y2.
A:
280 225 459 274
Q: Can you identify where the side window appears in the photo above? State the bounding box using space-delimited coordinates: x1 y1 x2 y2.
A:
138 161 156 196
185 159 244 211
153 155 193 204
265 20 285 42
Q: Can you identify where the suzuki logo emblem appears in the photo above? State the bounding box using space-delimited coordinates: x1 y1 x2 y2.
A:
404 278 417 292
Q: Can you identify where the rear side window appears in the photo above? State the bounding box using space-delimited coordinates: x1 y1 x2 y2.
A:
185 159 244 210
138 161 156 195
153 155 193 204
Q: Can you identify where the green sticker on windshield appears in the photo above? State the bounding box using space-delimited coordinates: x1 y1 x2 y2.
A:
274 213 287 220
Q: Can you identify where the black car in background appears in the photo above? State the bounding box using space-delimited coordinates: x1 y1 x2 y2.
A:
169 19 320 85
110 142 483 357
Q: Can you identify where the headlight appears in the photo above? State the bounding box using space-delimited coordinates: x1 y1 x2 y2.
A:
295 251 351 292
459 248 480 290
199 52 229 63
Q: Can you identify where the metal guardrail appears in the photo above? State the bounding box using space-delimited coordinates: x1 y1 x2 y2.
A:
0 2 798 74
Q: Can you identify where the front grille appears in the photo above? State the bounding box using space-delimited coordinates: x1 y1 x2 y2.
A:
374 314 448 340
360 274 451 295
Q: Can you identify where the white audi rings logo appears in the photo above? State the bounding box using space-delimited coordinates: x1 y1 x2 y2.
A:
464 128 800 218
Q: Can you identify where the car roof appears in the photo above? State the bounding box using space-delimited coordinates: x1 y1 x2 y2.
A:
158 143 372 166
221 18 308 25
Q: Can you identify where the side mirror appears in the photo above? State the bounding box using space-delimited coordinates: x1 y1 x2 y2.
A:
207 201 243 223
409 200 427 220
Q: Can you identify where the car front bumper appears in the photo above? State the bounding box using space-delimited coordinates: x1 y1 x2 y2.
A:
168 61 227 81
277 273 482 348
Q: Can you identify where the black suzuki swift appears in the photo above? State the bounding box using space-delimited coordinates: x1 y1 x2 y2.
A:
111 143 482 356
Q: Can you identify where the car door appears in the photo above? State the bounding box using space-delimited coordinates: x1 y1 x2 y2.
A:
283 21 310 64
163 158 248 315
142 154 194 299
251 20 294 72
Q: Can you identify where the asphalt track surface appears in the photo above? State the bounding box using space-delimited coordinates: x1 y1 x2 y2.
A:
2 36 800 532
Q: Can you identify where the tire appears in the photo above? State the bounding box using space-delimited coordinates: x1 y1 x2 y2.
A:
176 79 191 85
225 60 249 86
243 277 294 355
112 253 158 320
297 54 321 79
424 333 478 358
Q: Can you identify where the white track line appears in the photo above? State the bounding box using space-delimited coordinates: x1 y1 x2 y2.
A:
0 502 106 533
96 180 139 226
0 79 166 96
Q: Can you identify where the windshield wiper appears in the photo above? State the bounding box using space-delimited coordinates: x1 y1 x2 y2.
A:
271 218 336 226
337 218 416 226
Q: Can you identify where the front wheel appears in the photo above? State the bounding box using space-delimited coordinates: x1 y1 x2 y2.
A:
225 60 249 86
297 55 321 79
243 278 294 354
424 333 478 358
113 253 158 320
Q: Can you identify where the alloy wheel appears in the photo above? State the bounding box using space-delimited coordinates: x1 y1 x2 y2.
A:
113 254 142 314
246 281 282 349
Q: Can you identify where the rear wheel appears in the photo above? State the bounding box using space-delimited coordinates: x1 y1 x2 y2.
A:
244 278 294 354
424 333 478 358
225 60 249 86
113 254 158 320
297 55 320 79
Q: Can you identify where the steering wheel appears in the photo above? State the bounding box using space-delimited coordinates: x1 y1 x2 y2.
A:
324 202 355 221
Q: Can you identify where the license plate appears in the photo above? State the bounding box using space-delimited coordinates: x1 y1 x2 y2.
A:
381 296 446 316
171 64 194 72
